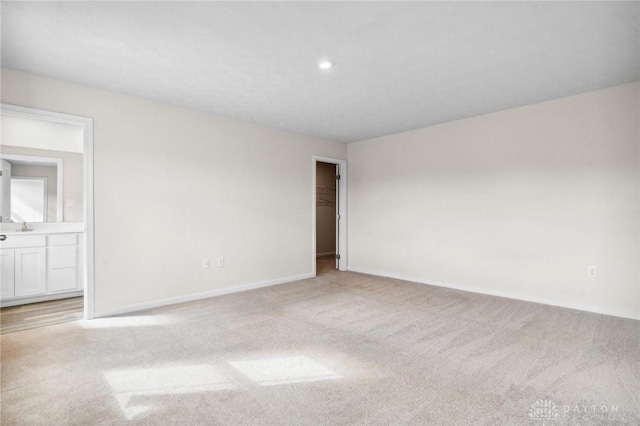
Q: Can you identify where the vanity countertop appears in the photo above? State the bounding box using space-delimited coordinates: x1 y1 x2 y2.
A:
2 230 83 236
0 222 84 236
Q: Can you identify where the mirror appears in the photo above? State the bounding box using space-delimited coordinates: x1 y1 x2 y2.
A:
0 114 84 223
12 177 48 222
0 156 61 222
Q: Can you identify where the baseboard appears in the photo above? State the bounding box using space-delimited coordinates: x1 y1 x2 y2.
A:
347 266 640 321
316 252 336 258
1 291 84 308
94 273 315 318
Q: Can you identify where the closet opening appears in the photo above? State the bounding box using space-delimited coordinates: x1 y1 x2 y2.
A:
312 156 347 276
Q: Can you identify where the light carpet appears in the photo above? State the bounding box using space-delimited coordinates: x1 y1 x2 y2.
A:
1 267 638 425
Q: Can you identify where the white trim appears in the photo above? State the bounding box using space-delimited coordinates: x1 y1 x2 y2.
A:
347 266 640 321
312 156 347 275
0 291 83 308
1 104 96 320
83 114 95 320
0 154 64 221
1 103 88 127
94 273 314 318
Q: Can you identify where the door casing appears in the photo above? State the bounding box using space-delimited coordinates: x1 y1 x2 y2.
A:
1 103 96 319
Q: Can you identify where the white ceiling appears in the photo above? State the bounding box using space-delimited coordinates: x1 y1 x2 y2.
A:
2 2 638 143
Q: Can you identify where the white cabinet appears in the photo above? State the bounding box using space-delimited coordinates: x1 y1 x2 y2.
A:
14 247 46 297
0 232 83 306
0 250 15 298
48 234 82 293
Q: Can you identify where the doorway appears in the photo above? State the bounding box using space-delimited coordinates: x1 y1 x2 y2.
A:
313 156 347 276
316 162 338 275
0 104 95 323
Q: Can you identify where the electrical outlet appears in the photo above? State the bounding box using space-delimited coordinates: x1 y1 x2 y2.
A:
202 259 210 269
588 266 597 278
217 257 225 268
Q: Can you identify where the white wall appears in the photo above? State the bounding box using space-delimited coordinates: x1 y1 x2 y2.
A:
348 83 639 319
1 68 346 315
1 114 84 153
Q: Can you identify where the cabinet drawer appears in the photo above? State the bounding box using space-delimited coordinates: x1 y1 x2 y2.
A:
1 235 46 249
49 246 78 269
48 234 78 246
49 268 78 293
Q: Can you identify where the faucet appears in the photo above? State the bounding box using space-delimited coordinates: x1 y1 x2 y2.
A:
21 222 32 232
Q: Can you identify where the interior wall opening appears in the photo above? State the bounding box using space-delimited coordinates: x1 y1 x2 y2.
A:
312 156 346 274
315 161 338 276
0 105 94 331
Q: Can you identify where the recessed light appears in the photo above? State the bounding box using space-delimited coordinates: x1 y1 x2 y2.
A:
318 60 334 70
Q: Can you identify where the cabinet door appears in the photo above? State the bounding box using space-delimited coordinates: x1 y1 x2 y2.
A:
76 241 84 291
49 268 78 293
0 250 15 299
14 247 46 297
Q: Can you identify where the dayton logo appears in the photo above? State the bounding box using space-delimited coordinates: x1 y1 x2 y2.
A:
529 398 560 425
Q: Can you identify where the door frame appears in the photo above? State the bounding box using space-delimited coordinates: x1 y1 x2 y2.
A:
1 103 96 319
312 156 347 274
